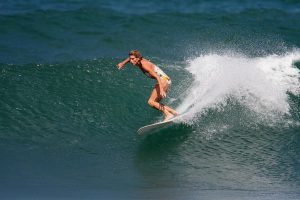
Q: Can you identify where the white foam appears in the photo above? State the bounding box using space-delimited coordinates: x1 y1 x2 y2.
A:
176 51 300 123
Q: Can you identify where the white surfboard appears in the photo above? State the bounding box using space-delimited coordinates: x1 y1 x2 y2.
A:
137 114 186 135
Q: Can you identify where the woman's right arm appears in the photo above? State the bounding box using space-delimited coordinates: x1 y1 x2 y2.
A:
116 57 130 69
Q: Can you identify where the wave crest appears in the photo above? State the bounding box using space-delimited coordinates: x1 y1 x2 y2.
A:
176 51 300 126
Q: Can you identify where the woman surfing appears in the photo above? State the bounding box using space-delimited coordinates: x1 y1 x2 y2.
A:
117 50 178 121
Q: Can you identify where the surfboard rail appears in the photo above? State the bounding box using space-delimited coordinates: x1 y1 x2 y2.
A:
137 114 186 135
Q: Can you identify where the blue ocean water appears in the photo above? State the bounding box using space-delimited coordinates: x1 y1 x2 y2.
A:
0 0 300 199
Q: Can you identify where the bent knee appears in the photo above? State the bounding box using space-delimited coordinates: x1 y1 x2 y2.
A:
148 99 155 107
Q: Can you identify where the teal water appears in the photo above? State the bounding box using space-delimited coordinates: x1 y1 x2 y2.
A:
1 1 300 199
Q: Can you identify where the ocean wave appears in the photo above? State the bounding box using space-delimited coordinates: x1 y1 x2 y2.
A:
176 50 300 130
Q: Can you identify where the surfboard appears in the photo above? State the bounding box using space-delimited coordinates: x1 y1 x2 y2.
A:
137 114 186 135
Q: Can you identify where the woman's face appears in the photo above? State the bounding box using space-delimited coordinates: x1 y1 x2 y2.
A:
129 55 139 65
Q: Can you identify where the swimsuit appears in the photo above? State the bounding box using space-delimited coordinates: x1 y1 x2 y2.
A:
143 65 171 85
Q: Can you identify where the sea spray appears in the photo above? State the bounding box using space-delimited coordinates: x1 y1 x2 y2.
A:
176 51 300 126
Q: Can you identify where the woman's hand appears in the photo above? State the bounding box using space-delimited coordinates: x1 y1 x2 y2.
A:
117 63 124 69
160 89 167 98
116 58 130 70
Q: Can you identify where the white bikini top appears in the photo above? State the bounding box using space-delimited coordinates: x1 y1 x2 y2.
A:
143 65 170 81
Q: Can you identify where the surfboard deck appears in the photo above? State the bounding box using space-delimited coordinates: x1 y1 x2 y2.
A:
137 114 185 135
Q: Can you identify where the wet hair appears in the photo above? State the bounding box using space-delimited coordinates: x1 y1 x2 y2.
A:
129 50 142 59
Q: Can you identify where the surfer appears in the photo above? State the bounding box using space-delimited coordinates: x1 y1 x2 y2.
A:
117 50 178 121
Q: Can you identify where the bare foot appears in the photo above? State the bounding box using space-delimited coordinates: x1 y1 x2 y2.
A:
166 108 178 116
168 110 178 116
173 111 179 116
163 113 174 121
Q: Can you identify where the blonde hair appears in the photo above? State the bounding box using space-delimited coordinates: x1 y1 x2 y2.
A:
129 50 142 59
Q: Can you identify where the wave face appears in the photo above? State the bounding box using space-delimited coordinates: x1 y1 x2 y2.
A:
1 52 300 199
1 0 300 199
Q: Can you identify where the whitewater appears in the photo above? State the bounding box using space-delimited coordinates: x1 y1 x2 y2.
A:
175 50 300 129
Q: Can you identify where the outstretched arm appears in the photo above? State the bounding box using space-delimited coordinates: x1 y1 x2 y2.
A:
116 58 130 69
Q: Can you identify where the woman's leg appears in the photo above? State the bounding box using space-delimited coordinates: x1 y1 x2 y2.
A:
148 83 178 120
161 81 178 116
